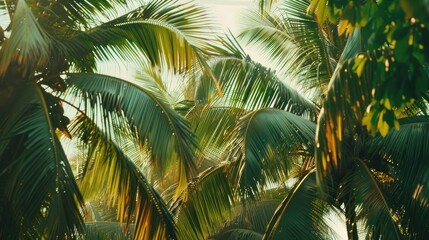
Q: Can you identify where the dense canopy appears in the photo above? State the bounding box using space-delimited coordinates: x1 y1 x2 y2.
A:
0 0 428 239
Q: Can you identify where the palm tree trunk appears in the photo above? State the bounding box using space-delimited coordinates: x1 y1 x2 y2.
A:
344 194 359 240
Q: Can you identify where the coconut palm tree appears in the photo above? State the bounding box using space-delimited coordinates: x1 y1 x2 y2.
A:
237 0 429 239
0 0 219 239
2 0 428 239
171 35 320 239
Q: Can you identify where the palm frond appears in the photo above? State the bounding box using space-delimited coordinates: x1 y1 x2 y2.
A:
64 73 198 195
229 108 316 198
347 159 403 239
258 0 278 13
239 0 335 94
53 0 132 26
196 55 319 118
62 0 216 73
226 199 282 234
367 116 429 238
263 171 331 240
173 165 233 240
213 228 263 240
0 0 50 76
82 222 133 240
0 84 83 238
186 105 245 164
69 113 176 240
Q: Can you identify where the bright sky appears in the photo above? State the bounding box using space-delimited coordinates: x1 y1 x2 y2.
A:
195 0 252 34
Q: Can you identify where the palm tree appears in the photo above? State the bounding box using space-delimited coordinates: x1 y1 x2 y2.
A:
171 35 320 239
132 0 428 238
0 0 219 239
2 0 428 239
236 0 429 239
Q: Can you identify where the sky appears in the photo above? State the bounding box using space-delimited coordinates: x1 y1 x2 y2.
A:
195 0 251 34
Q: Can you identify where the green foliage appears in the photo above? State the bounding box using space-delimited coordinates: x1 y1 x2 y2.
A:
65 73 198 191
2 0 429 239
309 0 429 135
240 0 337 97
229 108 316 198
0 0 215 238
69 114 177 240
174 165 233 240
0 84 84 239
263 171 331 240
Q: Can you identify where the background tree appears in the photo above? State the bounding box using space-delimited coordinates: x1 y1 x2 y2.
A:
1 0 428 239
0 0 218 239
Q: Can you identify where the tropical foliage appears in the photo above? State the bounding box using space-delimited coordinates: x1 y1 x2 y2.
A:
0 0 428 239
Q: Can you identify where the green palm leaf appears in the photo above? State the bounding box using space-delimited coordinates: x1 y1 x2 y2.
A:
213 228 263 240
69 113 176 240
258 0 278 13
82 222 133 240
62 0 216 73
64 73 198 195
173 165 233 240
240 0 335 95
196 55 318 118
347 159 403 240
187 105 245 164
263 171 330 240
0 84 83 238
367 116 429 238
0 0 50 76
223 199 282 234
52 0 132 26
229 108 316 197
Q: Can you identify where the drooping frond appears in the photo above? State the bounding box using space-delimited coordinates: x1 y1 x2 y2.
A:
240 0 336 94
63 0 216 73
64 73 198 194
225 200 282 234
229 108 316 198
51 0 132 26
346 159 402 239
173 165 233 240
0 84 83 239
0 0 50 76
69 113 176 240
263 171 331 240
368 116 429 190
367 116 429 238
196 55 319 118
187 105 245 163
